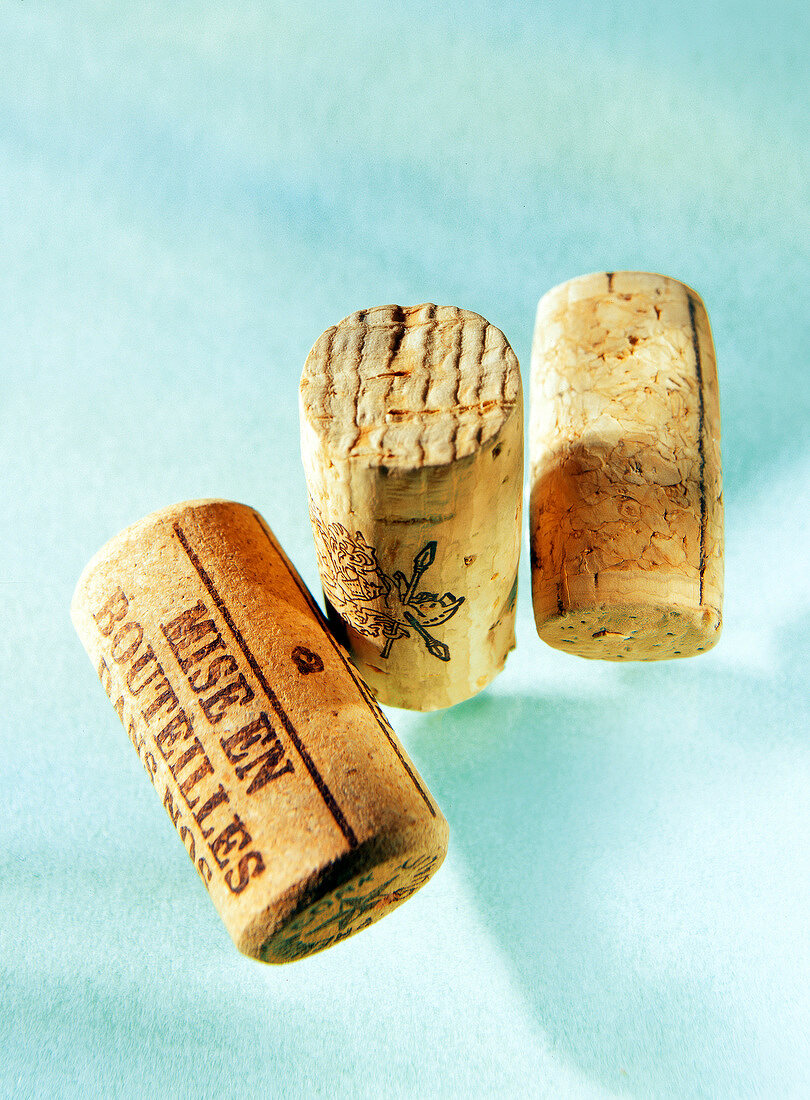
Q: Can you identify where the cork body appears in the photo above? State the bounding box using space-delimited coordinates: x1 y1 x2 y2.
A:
530 272 723 660
300 304 523 711
71 500 447 962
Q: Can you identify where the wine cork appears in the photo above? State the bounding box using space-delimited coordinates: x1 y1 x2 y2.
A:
71 500 448 962
299 304 523 711
530 272 723 660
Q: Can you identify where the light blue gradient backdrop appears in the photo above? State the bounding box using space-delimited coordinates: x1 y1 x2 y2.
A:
2 3 808 1096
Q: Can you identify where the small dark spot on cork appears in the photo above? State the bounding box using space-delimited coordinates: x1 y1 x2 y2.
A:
291 646 324 675
464 555 476 566
492 444 502 459
592 629 608 638
628 335 639 347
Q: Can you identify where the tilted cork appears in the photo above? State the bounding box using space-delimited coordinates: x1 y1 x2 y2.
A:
300 304 523 710
530 272 723 660
71 500 448 962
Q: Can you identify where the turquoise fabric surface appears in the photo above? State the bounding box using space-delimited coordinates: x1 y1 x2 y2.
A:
3 2 809 1096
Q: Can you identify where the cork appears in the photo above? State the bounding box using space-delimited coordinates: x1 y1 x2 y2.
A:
71 499 448 962
530 272 723 660
299 304 523 711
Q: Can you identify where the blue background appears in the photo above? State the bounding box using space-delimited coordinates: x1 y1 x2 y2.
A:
3 2 809 1096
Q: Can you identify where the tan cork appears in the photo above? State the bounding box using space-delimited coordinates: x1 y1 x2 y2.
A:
530 272 724 660
71 499 448 962
300 304 523 711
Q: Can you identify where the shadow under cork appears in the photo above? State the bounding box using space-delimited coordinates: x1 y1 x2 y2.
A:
402 621 810 1098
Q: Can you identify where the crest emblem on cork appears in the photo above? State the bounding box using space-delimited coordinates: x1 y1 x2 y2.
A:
310 505 464 662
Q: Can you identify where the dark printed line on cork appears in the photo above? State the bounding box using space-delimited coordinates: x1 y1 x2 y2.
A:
252 512 438 818
687 294 708 603
173 523 359 848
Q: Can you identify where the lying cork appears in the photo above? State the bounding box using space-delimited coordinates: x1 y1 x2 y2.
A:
300 304 523 711
71 500 448 962
530 272 723 660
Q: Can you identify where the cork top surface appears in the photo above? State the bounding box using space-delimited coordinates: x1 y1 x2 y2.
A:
536 270 703 314
71 498 242 608
300 304 521 468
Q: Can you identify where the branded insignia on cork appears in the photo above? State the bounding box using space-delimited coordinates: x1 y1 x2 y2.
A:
71 499 448 963
299 303 524 711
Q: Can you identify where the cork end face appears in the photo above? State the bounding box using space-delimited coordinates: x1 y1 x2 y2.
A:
241 829 448 964
71 499 254 609
536 602 722 661
536 271 706 319
300 303 521 469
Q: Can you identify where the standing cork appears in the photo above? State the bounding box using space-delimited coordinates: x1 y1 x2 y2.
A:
299 304 523 711
530 272 723 660
71 500 448 962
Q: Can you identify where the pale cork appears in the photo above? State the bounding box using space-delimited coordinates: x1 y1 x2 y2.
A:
299 304 523 711
530 272 723 660
71 500 448 962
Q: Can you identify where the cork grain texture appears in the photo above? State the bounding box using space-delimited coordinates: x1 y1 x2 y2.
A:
300 304 523 710
71 500 447 962
300 304 521 466
530 272 723 660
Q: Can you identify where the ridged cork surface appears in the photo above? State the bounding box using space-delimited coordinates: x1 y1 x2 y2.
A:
71 500 447 961
300 305 523 710
300 303 521 468
530 272 723 660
